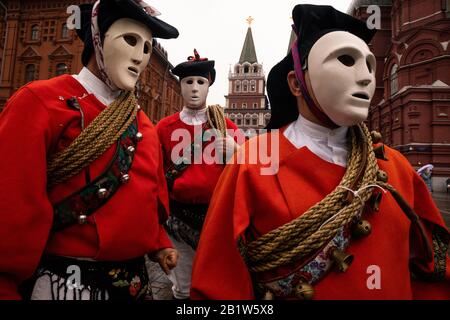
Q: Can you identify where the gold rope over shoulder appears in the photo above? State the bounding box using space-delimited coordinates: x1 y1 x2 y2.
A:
207 104 227 137
245 123 378 273
47 91 138 188
244 123 432 274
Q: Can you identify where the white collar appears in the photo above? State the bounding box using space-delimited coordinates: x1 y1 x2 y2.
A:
72 67 121 106
180 106 208 125
295 114 349 142
284 114 349 167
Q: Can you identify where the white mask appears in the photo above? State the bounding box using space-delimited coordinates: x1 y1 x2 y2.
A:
103 18 153 91
180 76 209 109
307 31 376 127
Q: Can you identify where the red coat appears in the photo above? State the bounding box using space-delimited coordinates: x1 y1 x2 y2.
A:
191 129 450 300
156 112 243 204
0 75 172 299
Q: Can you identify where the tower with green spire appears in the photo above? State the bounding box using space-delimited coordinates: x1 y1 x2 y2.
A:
224 16 270 135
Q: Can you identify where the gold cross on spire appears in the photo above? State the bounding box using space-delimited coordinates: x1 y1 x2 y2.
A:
246 16 254 26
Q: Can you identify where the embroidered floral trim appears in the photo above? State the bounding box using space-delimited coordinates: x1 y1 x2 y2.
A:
432 226 449 281
52 120 139 231
256 227 351 298
109 269 146 298
412 225 449 282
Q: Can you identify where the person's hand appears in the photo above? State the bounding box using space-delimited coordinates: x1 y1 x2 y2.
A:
151 248 179 275
215 135 240 163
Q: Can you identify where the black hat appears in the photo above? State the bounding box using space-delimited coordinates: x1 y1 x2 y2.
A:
77 0 179 66
172 49 216 86
293 4 376 67
266 4 376 130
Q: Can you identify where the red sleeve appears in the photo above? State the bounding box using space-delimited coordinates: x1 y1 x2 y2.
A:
410 170 450 299
155 119 172 171
155 136 172 251
0 88 54 299
191 156 254 299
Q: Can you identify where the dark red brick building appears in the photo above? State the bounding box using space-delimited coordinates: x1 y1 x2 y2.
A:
349 0 450 191
0 0 182 123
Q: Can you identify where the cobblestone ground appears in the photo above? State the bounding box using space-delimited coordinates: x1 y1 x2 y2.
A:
145 256 173 300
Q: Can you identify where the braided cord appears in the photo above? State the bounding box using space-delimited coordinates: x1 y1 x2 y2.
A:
47 91 138 187
246 123 380 273
207 104 227 138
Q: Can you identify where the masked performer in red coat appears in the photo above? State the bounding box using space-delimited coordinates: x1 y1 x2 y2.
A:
156 50 244 299
0 0 179 300
191 4 449 300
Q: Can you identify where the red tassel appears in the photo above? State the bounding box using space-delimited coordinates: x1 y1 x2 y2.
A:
187 49 208 61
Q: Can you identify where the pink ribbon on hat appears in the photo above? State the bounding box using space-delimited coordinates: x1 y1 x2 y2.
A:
90 0 161 91
135 0 161 16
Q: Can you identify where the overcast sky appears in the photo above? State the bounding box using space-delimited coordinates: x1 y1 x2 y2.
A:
150 0 353 106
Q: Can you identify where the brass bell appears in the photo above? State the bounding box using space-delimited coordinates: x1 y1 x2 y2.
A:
370 131 383 144
120 174 130 184
376 170 388 183
78 214 87 225
351 219 372 238
373 144 388 161
294 282 314 300
135 132 143 142
369 192 383 212
331 248 354 273
97 188 109 199
262 290 275 300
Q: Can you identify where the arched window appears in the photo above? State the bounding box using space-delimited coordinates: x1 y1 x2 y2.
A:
242 103 247 109
25 64 36 82
253 103 258 108
235 80 241 93
390 64 398 96
31 25 39 40
242 80 248 92
61 23 69 39
252 118 257 126
244 66 249 73
56 63 68 76
250 80 256 92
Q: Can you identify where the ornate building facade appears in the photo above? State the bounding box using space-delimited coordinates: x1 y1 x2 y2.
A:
0 0 182 123
224 18 270 135
349 0 450 191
